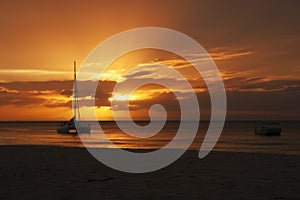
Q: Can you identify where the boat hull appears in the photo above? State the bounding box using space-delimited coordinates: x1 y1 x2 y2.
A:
255 127 282 136
75 125 91 134
57 123 91 134
56 126 70 134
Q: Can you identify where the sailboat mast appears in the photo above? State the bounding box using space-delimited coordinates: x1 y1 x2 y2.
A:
73 61 77 120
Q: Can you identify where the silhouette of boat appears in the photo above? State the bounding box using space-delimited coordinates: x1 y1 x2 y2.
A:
254 122 282 136
57 61 91 134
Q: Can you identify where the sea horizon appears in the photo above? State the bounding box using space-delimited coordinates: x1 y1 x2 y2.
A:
1 121 299 156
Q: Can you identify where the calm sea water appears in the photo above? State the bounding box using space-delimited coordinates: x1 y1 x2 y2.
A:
0 121 299 155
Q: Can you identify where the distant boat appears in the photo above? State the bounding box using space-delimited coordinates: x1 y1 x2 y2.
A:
254 122 282 136
57 61 91 134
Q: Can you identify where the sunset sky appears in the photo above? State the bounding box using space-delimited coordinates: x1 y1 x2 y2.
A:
0 0 299 120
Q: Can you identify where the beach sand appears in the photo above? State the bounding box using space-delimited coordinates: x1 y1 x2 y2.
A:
0 145 299 199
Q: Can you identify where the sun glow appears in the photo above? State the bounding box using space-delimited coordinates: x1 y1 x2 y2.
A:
109 93 135 102
108 88 158 102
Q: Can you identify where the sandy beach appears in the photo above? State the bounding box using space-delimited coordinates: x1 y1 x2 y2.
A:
0 145 299 200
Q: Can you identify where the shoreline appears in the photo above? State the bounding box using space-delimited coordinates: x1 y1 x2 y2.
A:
0 145 299 199
1 120 300 123
1 144 299 156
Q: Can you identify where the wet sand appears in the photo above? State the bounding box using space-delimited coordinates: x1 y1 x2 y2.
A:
0 145 299 199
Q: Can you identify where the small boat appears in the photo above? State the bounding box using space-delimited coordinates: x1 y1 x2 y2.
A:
254 122 282 136
57 61 91 134
57 117 91 134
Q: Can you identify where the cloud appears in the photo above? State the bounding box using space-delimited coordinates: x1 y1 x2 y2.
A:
223 75 300 92
0 69 73 82
0 71 299 120
0 80 116 108
113 70 300 120
0 90 45 107
208 48 253 60
0 80 74 92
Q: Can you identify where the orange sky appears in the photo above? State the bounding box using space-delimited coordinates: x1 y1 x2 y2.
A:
0 0 299 120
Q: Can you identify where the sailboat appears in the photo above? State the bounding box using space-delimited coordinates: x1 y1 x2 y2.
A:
254 122 282 136
57 61 91 134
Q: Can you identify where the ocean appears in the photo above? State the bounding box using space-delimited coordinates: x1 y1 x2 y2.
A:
0 121 299 155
